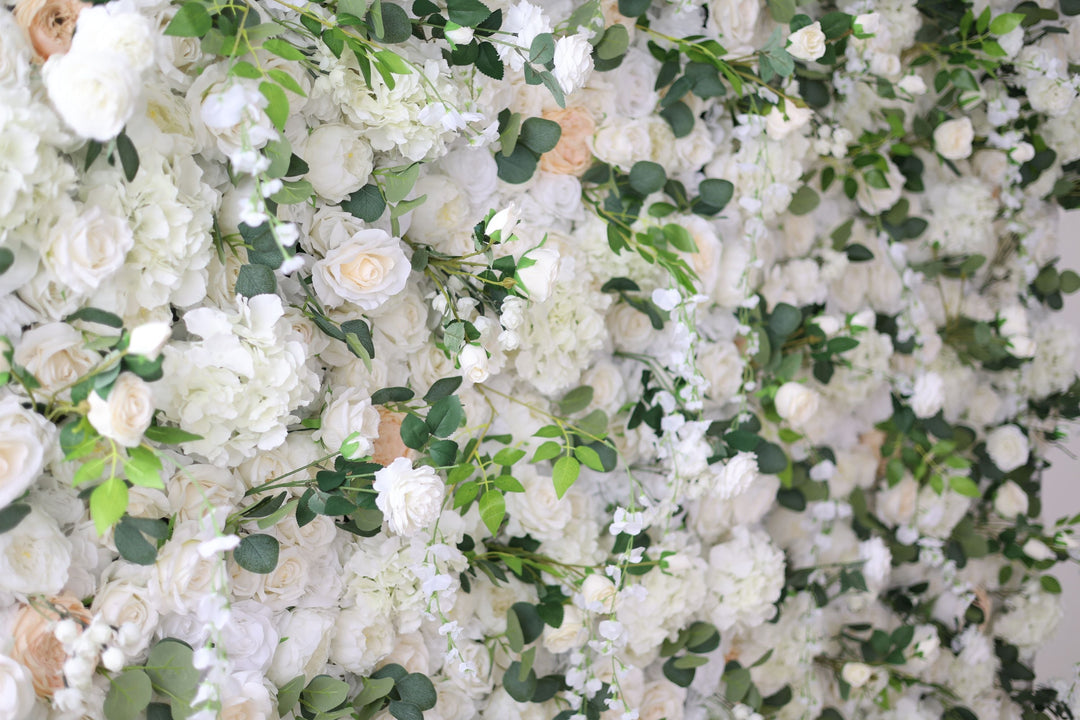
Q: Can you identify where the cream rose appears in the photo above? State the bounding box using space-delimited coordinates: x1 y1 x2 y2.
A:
0 423 44 509
11 595 90 698
458 344 490 384
13 0 86 60
311 228 410 310
316 388 379 459
542 605 586 653
986 424 1029 473
70 3 155 72
539 106 595 176
303 124 374 203
787 22 826 62
640 679 685 720
934 117 975 160
372 458 446 537
43 47 139 141
87 372 154 448
774 382 820 427
43 204 133 295
14 323 97 397
581 573 617 612
841 661 873 688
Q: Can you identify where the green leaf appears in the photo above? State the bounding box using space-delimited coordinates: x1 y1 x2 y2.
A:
233 533 280 574
91 477 129 535
271 179 313 205
370 1 412 42
532 441 562 463
560 386 594 414
263 36 305 60
664 223 697 252
628 161 667 195
427 395 463 437
164 2 212 37
663 655 696 687
0 503 31 534
756 442 787 475
552 455 580 499
948 476 980 498
424 376 462 403
493 448 526 466
144 426 202 444
696 178 734 213
1060 270 1080 293
371 386 416 404
1041 575 1062 594
573 445 604 471
396 674 437 711
495 143 539 184
595 23 629 60
447 0 491 26
512 602 544 644
400 413 429 449
768 0 796 22
0 247 12 276
518 117 562 155
342 183 387 222
769 303 802 337
64 306 124 328
276 676 305 715
236 263 277 297
618 0 650 16
259 81 289 131
145 639 199 703
115 132 139 182
788 185 820 215
503 662 538 702
989 12 1024 34
124 446 164 489
353 676 395 707
659 100 694 138
105 669 152 720
376 48 412 75
114 517 159 565
529 33 555 64
479 489 505 535
302 675 350 713
724 667 753 703
382 163 421 203
73 457 106 487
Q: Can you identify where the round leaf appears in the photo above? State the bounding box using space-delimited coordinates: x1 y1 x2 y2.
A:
233 533 280 574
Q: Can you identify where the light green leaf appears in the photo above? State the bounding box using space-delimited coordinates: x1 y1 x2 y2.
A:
478 489 505 535
90 477 129 535
552 455 580 499
104 669 152 720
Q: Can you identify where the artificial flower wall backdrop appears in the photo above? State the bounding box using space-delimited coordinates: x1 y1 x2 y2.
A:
1 0 1080 717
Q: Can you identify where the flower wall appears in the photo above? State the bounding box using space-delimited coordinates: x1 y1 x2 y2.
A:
1 0 1080 718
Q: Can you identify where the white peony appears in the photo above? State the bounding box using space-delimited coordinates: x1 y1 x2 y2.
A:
787 22 826 62
552 33 593 95
87 372 154 448
0 508 71 595
43 48 139 141
311 228 411 310
986 424 1029 473
373 458 446 537
70 3 155 72
934 117 975 160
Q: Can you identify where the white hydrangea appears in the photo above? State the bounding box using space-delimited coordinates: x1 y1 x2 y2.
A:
705 526 786 631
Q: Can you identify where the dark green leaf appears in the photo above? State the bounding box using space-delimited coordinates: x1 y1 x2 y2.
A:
628 161 667 195
115 132 139 182
769 303 802 337
115 517 159 565
0 503 30 534
495 143 538 184
371 386 416 404
518 117 562 155
395 674 436 711
370 2 412 42
236 263 277 297
233 533 280 574
64 306 123 328
659 101 694 138
424 376 462 403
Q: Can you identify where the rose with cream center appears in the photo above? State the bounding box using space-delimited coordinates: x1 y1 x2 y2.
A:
539 106 595 176
311 229 410 311
372 457 445 537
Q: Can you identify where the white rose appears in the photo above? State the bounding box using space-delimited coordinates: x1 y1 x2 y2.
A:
372 458 446 537
330 606 395 675
43 204 134 295
0 509 71 595
542 605 586 653
998 26 1024 58
311 228 411 310
876 475 918 528
934 117 975 160
592 118 651 170
13 323 98 397
70 4 155 72
774 382 819 427
87 372 154 448
220 600 279 673
718 451 758 499
910 372 945 419
90 576 159 656
765 104 813 141
148 523 217 614
268 608 337 685
303 124 373 203
0 655 36 720
841 662 873 688
0 420 44 509
316 388 379 459
580 573 617 612
444 23 474 45
640 679 685 720
986 424 1028 473
994 480 1029 518
1010 142 1035 164
787 22 826 62
854 13 880 34
43 48 139 141
552 33 593 95
517 246 560 303
1029 77 1075 117
706 0 760 53
458 344 490 384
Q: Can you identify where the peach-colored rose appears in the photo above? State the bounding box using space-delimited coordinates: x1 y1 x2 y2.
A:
13 0 88 60
372 408 413 467
539 106 596 176
11 596 91 697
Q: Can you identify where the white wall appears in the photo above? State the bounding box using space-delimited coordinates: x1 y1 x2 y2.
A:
1035 208 1080 680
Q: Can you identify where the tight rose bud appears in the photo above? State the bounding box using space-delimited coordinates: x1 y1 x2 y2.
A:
87 372 154 448
774 382 820 427
787 22 826 62
933 117 974 160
